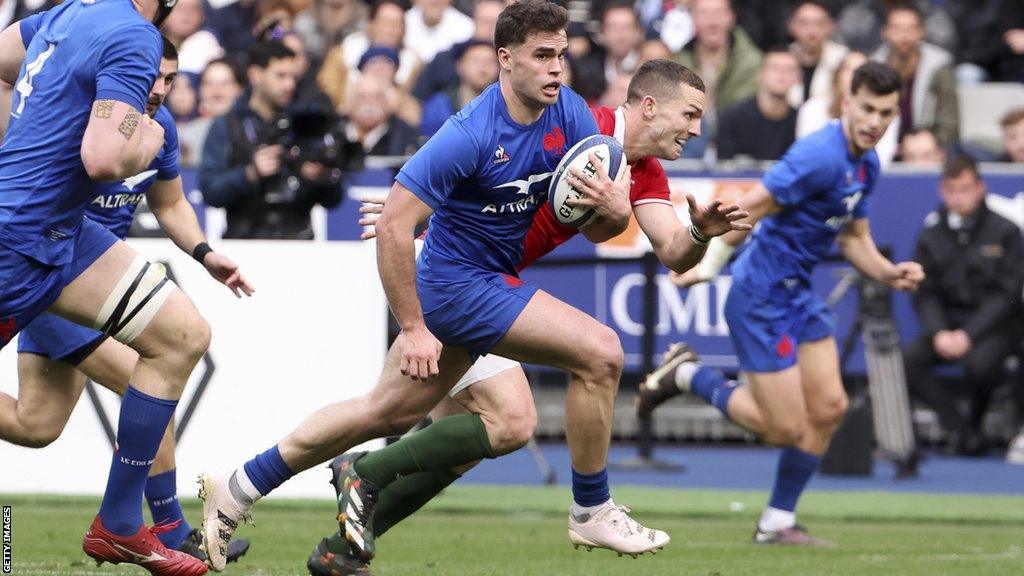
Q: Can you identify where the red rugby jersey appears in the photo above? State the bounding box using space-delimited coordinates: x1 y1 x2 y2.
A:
518 106 673 270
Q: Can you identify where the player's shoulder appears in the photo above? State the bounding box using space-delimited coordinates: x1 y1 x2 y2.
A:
589 105 616 135
61 0 154 33
632 154 665 178
794 120 842 152
153 106 179 145
448 83 499 139
553 85 590 117
153 106 177 133
785 121 845 174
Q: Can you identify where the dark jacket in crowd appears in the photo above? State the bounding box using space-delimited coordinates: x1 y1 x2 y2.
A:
716 97 797 161
947 0 1024 83
912 202 1024 341
412 46 460 102
199 96 344 240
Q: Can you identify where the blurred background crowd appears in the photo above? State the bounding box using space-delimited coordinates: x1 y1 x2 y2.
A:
5 0 1024 170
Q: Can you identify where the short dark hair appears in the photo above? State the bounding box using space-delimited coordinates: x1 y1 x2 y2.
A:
1000 107 1024 129
494 0 569 51
851 61 901 97
789 1 833 20
202 57 245 86
626 59 705 104
161 35 179 61
886 1 923 24
763 45 796 60
369 0 403 21
943 154 981 181
601 1 638 26
248 40 296 69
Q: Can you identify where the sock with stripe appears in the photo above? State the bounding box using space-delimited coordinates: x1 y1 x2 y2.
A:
144 469 192 548
231 445 295 507
762 447 821 531
686 365 739 417
98 386 177 536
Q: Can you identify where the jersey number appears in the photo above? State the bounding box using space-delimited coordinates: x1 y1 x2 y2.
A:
13 44 56 117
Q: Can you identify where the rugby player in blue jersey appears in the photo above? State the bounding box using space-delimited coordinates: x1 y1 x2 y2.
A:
0 0 246 572
645 62 925 546
198 1 672 570
0 35 253 565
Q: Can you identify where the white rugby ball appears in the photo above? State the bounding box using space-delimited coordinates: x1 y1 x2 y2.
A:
548 134 627 227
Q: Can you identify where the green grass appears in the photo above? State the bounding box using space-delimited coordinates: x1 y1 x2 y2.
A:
4 486 1023 575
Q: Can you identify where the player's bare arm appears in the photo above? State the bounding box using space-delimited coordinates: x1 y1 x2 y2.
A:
635 194 749 274
376 182 442 380
146 176 254 297
0 22 26 140
838 217 924 292
673 182 779 286
568 153 632 243
81 99 165 181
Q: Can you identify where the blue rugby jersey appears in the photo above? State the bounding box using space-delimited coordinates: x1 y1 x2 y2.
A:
731 120 880 295
0 0 160 265
396 82 598 279
85 106 179 239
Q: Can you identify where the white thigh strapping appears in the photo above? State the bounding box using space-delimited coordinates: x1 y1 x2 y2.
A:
94 255 175 344
449 354 521 398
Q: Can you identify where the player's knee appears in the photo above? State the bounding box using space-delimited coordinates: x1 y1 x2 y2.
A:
810 392 848 430
488 405 536 455
16 421 64 449
578 327 624 387
764 421 806 446
176 314 211 365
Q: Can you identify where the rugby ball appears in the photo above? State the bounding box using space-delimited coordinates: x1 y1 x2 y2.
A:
549 134 627 227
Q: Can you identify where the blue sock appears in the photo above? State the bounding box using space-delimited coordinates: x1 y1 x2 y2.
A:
690 365 739 417
98 387 177 536
768 447 821 512
145 469 192 549
242 445 295 496
571 468 610 507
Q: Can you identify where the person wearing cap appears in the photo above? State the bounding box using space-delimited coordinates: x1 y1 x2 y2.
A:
419 39 498 137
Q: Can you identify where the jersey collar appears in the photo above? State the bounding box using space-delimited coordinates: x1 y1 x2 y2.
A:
613 106 627 147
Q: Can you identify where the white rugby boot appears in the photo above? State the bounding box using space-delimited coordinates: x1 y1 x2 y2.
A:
197 471 254 572
568 501 670 557
636 342 700 417
1007 428 1024 465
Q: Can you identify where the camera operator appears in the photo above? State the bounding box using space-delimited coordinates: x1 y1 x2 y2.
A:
200 40 350 239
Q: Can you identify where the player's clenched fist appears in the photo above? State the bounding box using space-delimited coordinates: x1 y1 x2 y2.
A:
888 261 925 292
397 325 443 380
138 113 166 157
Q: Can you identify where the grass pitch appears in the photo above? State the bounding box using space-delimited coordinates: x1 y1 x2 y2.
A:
5 486 1023 576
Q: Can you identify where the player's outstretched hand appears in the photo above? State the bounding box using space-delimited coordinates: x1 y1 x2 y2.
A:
668 268 703 288
889 261 925 292
687 194 750 238
397 325 442 380
204 253 255 298
564 153 632 223
358 195 388 240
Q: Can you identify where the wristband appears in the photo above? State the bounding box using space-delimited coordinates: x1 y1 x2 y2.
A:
192 242 214 263
694 237 736 281
689 224 710 246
